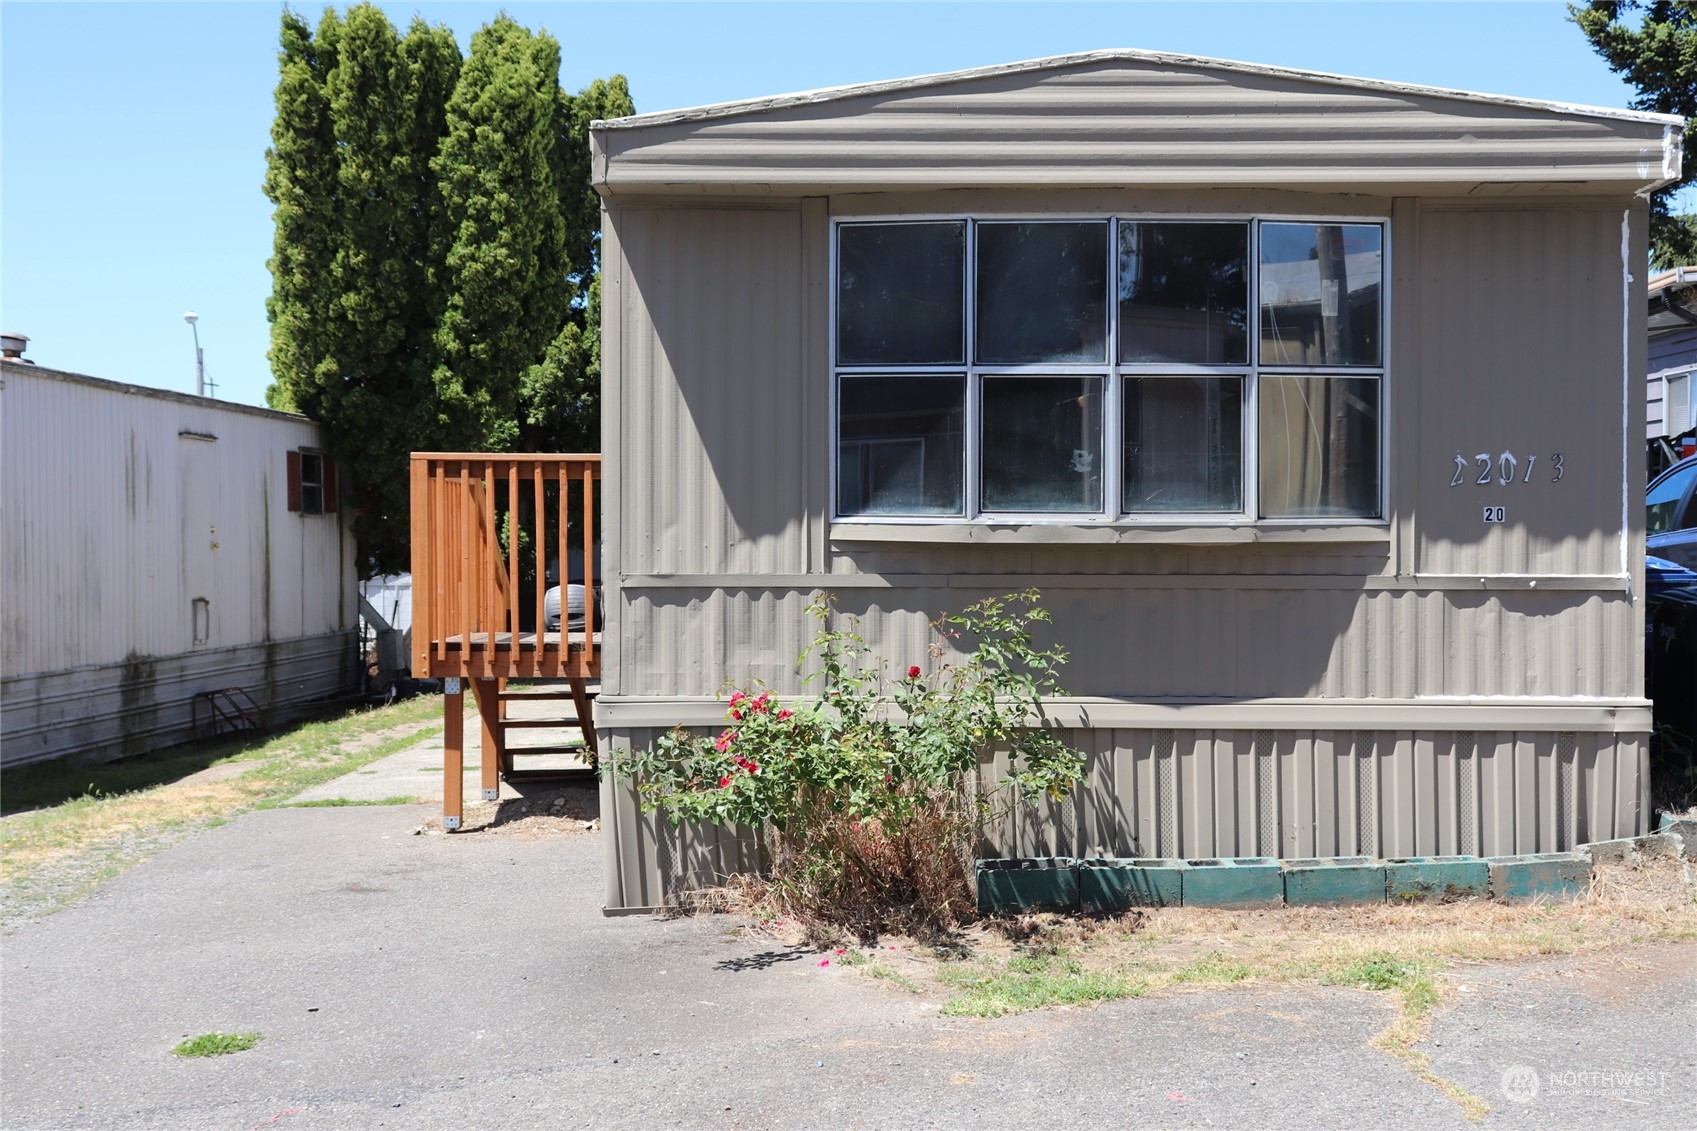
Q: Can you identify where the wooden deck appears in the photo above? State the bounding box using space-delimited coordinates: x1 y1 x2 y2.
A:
410 453 602 829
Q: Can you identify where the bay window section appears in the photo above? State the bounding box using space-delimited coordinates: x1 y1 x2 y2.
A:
832 215 1386 525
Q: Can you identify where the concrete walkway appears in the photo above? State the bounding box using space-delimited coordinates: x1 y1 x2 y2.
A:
2 744 1692 1128
288 695 590 808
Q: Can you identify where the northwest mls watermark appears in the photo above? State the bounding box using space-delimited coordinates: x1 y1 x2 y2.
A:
1501 1063 1674 1104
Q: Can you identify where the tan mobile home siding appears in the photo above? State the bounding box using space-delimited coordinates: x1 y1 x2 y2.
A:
593 56 1665 910
604 199 1645 703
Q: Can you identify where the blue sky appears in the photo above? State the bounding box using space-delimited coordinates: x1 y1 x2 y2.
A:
0 1 1652 408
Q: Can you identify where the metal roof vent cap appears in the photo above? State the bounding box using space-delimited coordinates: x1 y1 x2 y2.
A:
1 332 30 361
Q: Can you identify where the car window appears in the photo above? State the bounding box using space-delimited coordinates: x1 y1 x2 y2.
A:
1649 464 1697 534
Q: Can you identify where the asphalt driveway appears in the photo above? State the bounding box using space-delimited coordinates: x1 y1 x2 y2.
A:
2 800 1691 1129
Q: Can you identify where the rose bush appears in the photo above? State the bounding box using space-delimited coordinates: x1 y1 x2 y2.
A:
612 590 1085 931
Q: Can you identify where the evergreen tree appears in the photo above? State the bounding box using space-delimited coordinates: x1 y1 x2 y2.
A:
521 75 633 453
431 16 568 451
264 9 340 414
264 6 630 573
1573 1 1697 265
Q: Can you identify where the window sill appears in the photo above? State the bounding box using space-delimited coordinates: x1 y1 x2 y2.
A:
828 522 1392 547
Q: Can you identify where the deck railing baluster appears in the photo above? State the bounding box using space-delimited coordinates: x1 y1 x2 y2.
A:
409 453 600 683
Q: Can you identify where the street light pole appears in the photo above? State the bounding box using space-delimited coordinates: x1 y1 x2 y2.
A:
183 311 205 397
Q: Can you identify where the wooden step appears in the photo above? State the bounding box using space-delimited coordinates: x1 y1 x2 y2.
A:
503 766 597 783
500 717 588 729
505 742 590 756
499 686 599 702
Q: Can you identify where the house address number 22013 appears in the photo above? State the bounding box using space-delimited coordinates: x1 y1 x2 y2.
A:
1450 451 1566 488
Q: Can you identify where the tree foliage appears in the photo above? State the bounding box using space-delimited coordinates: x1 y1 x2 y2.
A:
264 5 630 574
1573 1 1697 266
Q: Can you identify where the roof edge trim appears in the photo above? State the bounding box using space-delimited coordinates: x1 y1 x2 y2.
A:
590 48 1687 134
1 360 319 426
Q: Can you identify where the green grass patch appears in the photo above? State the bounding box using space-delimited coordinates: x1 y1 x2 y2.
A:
939 953 1141 1018
172 1032 261 1058
1170 951 1253 985
838 949 924 993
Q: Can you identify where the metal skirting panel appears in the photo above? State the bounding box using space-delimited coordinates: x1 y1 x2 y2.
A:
600 729 766 914
0 630 359 768
599 724 1647 910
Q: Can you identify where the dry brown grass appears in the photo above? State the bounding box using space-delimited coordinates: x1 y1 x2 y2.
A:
1 699 447 930
745 855 1695 1122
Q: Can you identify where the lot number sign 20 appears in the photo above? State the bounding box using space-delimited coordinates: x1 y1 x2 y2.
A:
1451 451 1565 524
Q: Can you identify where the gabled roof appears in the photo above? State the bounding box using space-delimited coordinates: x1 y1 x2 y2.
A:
592 49 1684 198
598 48 1684 133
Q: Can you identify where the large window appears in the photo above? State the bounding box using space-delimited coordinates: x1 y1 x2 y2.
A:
833 216 1385 522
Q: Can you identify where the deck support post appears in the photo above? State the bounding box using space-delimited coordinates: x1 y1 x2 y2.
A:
443 679 464 830
474 677 502 801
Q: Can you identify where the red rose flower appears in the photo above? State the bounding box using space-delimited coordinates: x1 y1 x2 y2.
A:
907 665 922 679
777 709 793 721
717 775 732 789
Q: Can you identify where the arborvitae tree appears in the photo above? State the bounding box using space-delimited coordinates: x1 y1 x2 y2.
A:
520 75 633 453
431 16 569 451
265 4 461 575
264 9 341 414
1573 1 1697 266
265 6 630 573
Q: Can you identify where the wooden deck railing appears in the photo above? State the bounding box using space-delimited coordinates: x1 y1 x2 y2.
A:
409 453 601 682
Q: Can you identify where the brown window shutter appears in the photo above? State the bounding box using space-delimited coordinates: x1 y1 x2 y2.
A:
322 457 338 513
286 449 302 512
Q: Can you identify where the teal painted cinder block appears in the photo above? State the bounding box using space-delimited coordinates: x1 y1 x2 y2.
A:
1079 858 1187 912
1181 857 1284 908
975 857 1079 914
1282 857 1387 906
1385 857 1489 902
1487 853 1591 902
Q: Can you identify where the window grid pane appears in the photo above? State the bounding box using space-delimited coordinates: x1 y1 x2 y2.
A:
981 377 1103 513
1123 377 1244 514
838 222 965 366
976 222 1109 365
837 374 965 516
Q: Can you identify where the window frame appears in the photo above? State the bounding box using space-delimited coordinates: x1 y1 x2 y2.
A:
829 212 1391 528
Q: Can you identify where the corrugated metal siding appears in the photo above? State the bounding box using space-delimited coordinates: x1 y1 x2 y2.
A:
612 205 806 580
1 364 357 763
596 60 1672 195
600 725 1647 910
2 365 352 674
1 631 358 768
1413 206 1629 581
607 199 1646 710
601 728 767 913
617 585 1632 700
